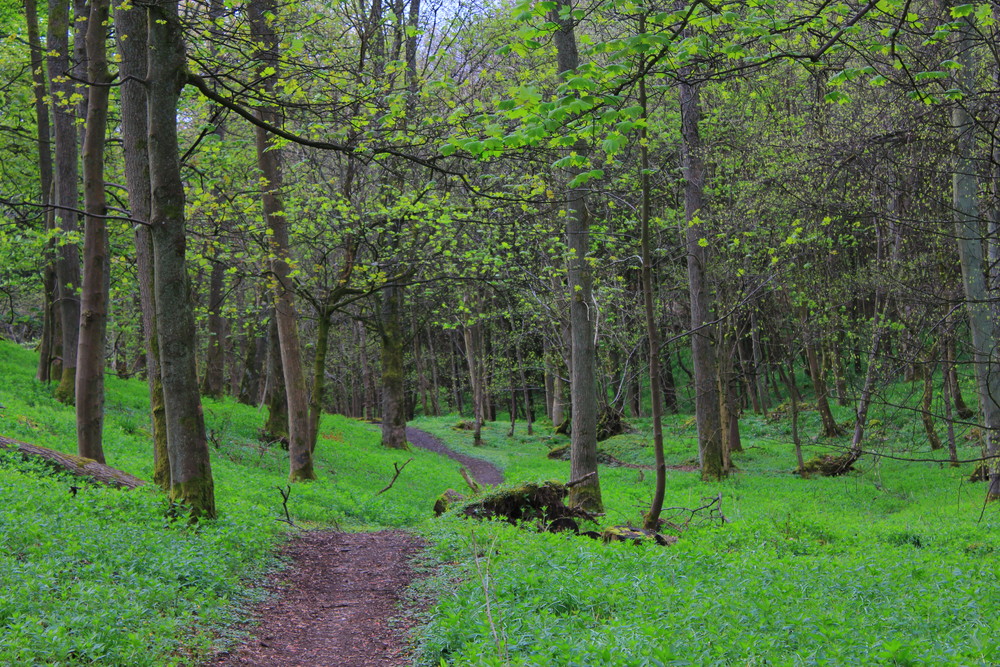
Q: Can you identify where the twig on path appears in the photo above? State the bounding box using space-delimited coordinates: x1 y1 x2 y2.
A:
276 485 297 527
377 458 414 495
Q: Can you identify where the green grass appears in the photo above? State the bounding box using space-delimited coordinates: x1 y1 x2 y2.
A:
410 405 1000 666
3 338 999 665
0 341 464 665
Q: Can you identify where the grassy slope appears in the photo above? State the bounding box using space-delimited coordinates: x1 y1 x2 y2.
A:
411 410 1000 666
0 341 463 665
4 335 1000 666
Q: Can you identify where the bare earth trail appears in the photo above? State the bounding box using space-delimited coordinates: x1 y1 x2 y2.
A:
212 427 502 667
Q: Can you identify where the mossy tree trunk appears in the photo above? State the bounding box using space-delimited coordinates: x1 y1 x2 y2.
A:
47 0 81 405
550 0 602 511
380 283 409 450
147 0 215 518
680 76 725 482
951 15 1000 501
116 2 169 490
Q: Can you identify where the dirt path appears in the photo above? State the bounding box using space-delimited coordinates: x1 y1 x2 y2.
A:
406 426 504 486
212 427 500 667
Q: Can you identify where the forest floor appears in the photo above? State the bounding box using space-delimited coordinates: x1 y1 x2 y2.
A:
211 427 503 667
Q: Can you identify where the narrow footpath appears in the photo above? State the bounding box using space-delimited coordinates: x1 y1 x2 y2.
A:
212 428 502 667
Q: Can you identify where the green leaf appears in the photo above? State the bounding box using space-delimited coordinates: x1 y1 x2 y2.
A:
950 4 974 18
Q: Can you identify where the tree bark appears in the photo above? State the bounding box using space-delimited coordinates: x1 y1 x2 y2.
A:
638 61 666 530
249 0 315 482
380 283 409 449
116 1 169 490
201 257 226 398
147 0 215 518
47 0 82 405
952 15 1000 500
75 0 112 464
551 0 602 511
680 76 725 481
26 0 57 383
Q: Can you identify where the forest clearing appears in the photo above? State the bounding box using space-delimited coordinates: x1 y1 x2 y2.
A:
4 0 1000 664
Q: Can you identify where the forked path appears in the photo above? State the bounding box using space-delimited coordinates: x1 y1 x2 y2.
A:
212 428 502 667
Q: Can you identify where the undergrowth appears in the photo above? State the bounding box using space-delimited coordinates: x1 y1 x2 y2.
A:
0 342 462 664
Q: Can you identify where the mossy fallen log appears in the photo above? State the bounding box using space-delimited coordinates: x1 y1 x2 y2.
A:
0 435 146 489
800 451 859 477
433 489 464 516
596 524 678 546
454 480 595 524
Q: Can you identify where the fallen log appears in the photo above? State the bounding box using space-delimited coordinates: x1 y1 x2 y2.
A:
0 435 146 489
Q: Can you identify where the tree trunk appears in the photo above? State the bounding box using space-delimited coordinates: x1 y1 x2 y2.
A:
47 0 81 405
26 0 57 383
263 312 289 441
463 316 485 446
551 0 601 510
680 77 725 481
147 0 215 518
309 306 332 451
116 2 169 490
201 258 226 398
380 283 408 449
952 16 1000 500
639 62 666 530
426 325 441 416
249 0 315 482
805 334 842 437
75 0 112 463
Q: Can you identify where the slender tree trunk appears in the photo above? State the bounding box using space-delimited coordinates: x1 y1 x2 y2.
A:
463 318 485 446
921 348 942 451
27 0 57 383
308 306 331 451
249 0 314 482
551 0 601 510
201 258 226 398
426 325 441 416
147 0 215 518
680 76 724 481
639 62 666 529
805 334 842 437
515 335 533 435
263 311 289 441
47 0 81 405
75 0 112 463
942 340 960 466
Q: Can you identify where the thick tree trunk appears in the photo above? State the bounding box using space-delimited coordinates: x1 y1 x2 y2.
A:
249 0 315 482
47 0 81 405
75 0 112 464
380 283 408 449
952 18 1000 500
680 77 725 481
147 1 215 518
116 2 169 489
